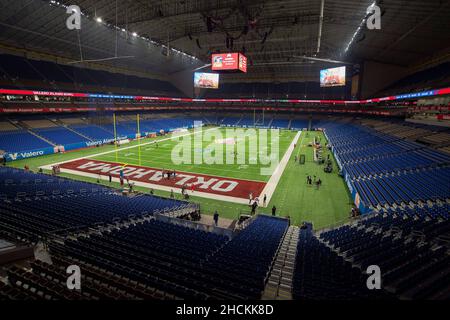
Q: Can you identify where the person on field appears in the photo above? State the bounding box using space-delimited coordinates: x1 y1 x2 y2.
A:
272 205 277 216
251 201 258 215
316 178 322 190
128 180 134 192
213 211 219 227
263 194 267 206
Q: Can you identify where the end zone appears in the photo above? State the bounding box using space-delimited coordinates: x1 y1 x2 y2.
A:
44 158 266 205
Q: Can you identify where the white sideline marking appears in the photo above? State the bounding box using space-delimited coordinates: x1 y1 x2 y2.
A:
259 131 302 207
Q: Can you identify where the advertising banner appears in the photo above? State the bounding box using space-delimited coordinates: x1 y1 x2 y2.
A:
211 53 247 73
4 147 55 162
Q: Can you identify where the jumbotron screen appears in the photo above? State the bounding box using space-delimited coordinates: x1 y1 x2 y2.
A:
320 66 346 87
211 53 247 73
194 72 220 89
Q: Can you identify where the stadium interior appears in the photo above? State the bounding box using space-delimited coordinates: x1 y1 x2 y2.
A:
0 0 449 305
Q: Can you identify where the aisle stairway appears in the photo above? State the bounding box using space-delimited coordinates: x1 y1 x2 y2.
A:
262 226 299 300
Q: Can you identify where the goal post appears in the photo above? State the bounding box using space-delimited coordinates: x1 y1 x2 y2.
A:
113 113 118 162
137 113 142 166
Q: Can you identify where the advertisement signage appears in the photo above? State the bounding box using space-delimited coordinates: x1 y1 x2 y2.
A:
238 54 247 73
211 53 247 73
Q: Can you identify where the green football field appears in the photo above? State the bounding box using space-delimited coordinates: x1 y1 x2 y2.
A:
91 126 296 182
8 128 353 229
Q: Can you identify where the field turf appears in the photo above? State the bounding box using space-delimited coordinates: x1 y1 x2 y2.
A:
8 128 352 229
91 127 295 182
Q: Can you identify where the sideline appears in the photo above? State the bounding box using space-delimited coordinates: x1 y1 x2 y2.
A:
259 131 302 207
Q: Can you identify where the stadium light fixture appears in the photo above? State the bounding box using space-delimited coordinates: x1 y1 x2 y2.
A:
48 0 200 61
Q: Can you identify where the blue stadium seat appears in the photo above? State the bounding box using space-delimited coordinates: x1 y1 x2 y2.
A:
0 130 52 153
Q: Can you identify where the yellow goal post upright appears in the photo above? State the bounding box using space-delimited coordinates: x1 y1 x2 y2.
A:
113 112 118 162
137 113 142 166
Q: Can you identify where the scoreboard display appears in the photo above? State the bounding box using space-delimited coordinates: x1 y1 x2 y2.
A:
320 66 346 87
212 53 247 73
194 72 220 89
